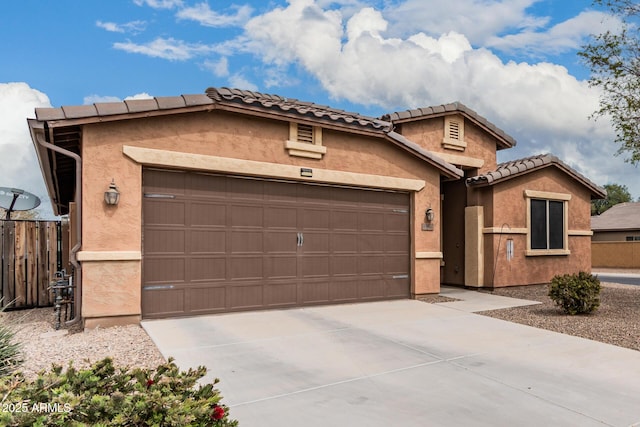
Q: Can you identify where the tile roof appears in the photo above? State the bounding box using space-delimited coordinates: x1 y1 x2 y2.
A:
466 153 607 198
206 87 391 131
381 101 516 149
35 95 215 121
591 202 640 231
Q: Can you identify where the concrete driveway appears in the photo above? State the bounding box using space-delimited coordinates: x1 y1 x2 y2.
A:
142 291 640 427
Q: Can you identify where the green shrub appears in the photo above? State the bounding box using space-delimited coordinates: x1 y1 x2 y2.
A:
0 303 23 377
548 271 601 315
0 357 238 426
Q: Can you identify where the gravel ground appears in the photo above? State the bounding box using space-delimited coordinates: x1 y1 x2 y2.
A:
479 282 640 352
1 278 638 378
1 308 165 378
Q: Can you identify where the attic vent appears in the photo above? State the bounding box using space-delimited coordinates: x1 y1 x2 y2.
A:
285 122 326 159
297 124 314 144
442 115 466 151
448 120 460 140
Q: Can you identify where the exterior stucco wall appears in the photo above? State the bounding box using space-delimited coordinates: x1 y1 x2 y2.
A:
79 110 445 322
481 168 594 287
398 118 498 173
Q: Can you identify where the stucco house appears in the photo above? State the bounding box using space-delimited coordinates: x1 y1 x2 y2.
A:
591 202 640 241
28 87 605 328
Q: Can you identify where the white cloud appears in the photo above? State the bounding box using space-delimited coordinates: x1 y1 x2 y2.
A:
0 82 54 217
385 0 546 45
486 11 617 55
133 0 183 9
124 92 154 100
113 37 213 60
228 74 259 92
203 57 230 77
236 2 640 197
83 94 122 104
177 3 253 27
96 20 146 34
84 93 154 105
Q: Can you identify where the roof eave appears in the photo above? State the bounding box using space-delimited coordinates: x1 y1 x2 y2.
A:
28 119 63 216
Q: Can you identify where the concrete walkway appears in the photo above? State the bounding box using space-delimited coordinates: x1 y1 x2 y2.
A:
142 290 640 427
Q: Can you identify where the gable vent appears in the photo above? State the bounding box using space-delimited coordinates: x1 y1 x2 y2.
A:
297 124 314 144
448 120 461 140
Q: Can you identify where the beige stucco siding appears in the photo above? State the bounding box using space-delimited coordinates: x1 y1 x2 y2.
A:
79 110 445 320
399 118 497 173
481 168 593 287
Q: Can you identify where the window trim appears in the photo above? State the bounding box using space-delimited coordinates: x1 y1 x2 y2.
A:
524 190 571 256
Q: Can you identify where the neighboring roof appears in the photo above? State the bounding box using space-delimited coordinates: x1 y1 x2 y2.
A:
381 101 516 150
466 153 607 199
591 202 640 232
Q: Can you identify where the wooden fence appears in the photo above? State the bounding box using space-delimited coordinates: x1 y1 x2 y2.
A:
592 241 640 269
1 220 65 309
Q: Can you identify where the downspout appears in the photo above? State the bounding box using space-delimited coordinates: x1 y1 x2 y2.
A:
35 132 83 327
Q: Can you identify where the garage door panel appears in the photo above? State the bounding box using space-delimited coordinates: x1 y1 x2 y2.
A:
385 255 410 274
387 277 410 297
144 169 186 195
229 178 265 200
190 173 227 198
359 234 386 253
301 208 330 230
264 282 297 306
144 258 186 283
142 288 184 318
360 212 385 232
329 279 359 301
331 210 359 231
265 232 297 253
359 256 386 275
189 230 226 254
265 207 297 229
230 257 264 280
358 279 386 299
331 233 358 253
301 256 330 278
331 256 359 276
144 229 185 255
190 203 226 227
143 170 409 318
302 233 329 253
266 256 297 279
231 231 264 253
386 234 410 253
386 213 409 232
301 281 330 304
186 286 226 313
144 200 185 226
229 284 264 309
189 258 226 281
231 205 264 227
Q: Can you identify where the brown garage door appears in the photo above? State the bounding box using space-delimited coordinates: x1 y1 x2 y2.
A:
142 169 410 319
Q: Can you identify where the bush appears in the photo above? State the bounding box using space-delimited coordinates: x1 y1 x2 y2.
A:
0 357 238 426
0 303 23 377
548 271 601 315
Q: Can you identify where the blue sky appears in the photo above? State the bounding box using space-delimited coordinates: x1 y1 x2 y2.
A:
1 0 638 217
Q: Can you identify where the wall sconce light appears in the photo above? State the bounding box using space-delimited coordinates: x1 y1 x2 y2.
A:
425 208 435 222
104 179 120 206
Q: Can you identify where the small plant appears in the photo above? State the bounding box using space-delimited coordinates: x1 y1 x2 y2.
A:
548 271 601 315
0 357 237 426
0 301 23 377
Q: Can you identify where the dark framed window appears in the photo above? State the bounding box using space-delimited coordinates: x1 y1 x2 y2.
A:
530 198 565 250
